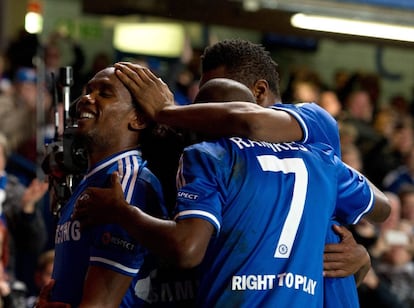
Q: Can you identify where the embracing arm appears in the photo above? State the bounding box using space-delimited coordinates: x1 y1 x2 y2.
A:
157 103 302 142
114 62 303 143
73 173 213 268
324 172 390 281
36 269 137 307
324 224 371 285
79 266 132 307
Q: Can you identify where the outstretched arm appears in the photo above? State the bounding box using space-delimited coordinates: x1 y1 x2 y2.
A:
73 172 214 268
114 62 303 143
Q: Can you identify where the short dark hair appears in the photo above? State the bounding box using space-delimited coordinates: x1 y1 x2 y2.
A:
201 39 280 99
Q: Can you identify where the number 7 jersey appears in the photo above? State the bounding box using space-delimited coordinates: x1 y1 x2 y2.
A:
173 137 374 307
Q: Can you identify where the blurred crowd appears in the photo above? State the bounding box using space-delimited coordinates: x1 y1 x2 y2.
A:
0 28 413 307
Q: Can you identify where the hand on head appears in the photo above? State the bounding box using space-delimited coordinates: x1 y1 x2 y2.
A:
114 62 175 120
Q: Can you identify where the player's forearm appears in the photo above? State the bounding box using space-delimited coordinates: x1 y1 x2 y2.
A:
354 248 371 286
365 179 391 223
118 205 205 268
156 103 302 143
156 103 252 137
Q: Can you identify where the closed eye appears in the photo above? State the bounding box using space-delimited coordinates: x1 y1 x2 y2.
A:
99 90 113 98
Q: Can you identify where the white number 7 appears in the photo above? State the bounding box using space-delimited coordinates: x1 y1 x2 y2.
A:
257 155 308 259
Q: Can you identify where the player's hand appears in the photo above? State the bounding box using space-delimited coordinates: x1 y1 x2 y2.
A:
72 172 127 229
323 224 370 278
114 62 175 120
36 279 70 308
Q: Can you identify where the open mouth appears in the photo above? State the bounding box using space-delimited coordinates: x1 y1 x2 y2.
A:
78 112 96 120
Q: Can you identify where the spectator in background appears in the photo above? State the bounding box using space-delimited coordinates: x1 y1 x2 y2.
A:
0 66 55 186
383 145 414 194
389 94 410 116
337 72 381 113
353 104 413 188
0 53 12 96
372 191 414 307
341 143 363 173
6 67 52 172
358 265 405 308
172 68 197 106
0 132 48 298
74 51 111 99
0 134 11 306
350 194 405 308
373 106 399 142
398 184 414 227
318 87 342 119
43 31 85 101
333 69 350 102
4 29 39 80
4 176 49 297
339 124 404 307
338 121 359 147
26 249 54 308
341 88 381 156
282 66 322 103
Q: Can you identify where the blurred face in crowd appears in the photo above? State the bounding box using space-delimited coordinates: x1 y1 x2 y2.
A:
319 90 342 118
292 80 319 103
400 192 414 223
15 81 37 109
345 90 373 122
341 144 362 172
45 44 61 70
391 119 414 157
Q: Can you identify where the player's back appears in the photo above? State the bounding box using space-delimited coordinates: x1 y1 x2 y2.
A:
177 137 341 307
272 102 361 307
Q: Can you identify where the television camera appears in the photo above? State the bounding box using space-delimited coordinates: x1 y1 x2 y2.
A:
41 66 87 217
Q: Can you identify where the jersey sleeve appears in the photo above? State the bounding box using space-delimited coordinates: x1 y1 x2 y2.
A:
334 159 375 224
89 223 147 276
271 102 341 157
89 167 166 277
174 141 228 234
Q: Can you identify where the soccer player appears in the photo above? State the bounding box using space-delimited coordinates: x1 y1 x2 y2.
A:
113 44 384 307
38 67 167 307
73 77 390 307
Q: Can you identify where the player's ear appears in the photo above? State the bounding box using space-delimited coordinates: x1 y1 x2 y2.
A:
252 79 269 106
128 111 147 131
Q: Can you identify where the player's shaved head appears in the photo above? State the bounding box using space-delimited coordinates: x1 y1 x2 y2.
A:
194 78 256 104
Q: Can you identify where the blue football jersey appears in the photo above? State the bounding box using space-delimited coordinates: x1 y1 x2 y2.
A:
271 102 341 157
174 138 373 307
51 149 167 307
272 102 360 307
